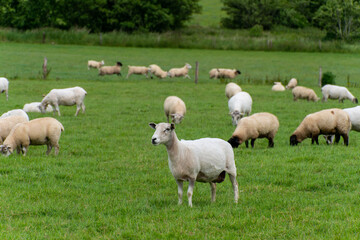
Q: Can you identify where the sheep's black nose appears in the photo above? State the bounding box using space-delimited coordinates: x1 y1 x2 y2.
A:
152 138 157 144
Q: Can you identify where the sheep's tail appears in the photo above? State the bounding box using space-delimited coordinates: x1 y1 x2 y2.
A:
59 122 65 132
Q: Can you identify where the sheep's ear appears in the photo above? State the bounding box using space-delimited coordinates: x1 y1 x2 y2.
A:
42 94 46 97
170 123 175 130
149 123 156 129
229 111 233 116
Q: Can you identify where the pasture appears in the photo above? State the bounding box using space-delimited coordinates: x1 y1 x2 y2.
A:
0 42 360 238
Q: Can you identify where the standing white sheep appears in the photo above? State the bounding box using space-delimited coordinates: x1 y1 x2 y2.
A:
126 66 150 79
228 91 253 125
168 63 192 79
321 84 358 103
39 86 87 116
23 102 53 113
286 78 298 89
88 60 104 70
0 77 9 101
148 64 168 79
149 122 239 207
225 82 242 99
271 82 285 91
164 96 186 124
0 109 29 121
292 86 319 102
99 62 123 76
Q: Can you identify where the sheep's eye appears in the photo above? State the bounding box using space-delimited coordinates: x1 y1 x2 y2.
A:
164 128 171 132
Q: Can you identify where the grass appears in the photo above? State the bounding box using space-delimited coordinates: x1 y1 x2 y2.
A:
0 42 360 238
188 0 225 27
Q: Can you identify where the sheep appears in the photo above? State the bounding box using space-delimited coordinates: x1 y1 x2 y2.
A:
168 63 192 79
271 82 285 91
225 82 242 99
286 78 297 89
23 102 53 113
148 64 168 79
0 117 64 156
228 112 279 148
88 60 104 70
290 108 351 146
0 116 29 144
0 109 29 121
99 62 123 76
321 84 358 103
39 86 87 116
292 86 320 102
228 91 253 126
126 66 150 79
149 122 239 207
164 96 186 124
0 77 9 101
209 68 241 79
209 68 220 79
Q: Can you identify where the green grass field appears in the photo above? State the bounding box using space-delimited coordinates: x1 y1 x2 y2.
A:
0 42 360 238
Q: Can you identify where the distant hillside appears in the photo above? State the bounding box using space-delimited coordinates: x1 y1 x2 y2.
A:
188 0 225 27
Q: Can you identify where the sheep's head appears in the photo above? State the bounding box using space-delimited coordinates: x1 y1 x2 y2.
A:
235 70 241 75
100 60 105 66
290 134 300 146
116 61 123 67
171 114 184 124
38 102 47 114
353 98 358 104
228 136 241 148
323 135 334 145
149 122 175 146
0 145 12 156
230 110 243 126
185 63 192 69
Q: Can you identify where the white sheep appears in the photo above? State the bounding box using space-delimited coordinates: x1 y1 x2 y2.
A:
286 78 298 89
168 63 192 79
209 68 241 79
292 86 320 102
126 66 150 79
23 102 53 113
225 82 242 99
228 112 279 148
0 117 64 156
39 86 87 116
271 82 285 91
209 68 220 79
164 96 186 124
149 122 239 207
0 116 28 144
0 77 9 101
228 91 253 125
0 109 29 121
321 84 358 103
290 108 351 146
88 60 104 70
99 61 123 76
148 64 168 79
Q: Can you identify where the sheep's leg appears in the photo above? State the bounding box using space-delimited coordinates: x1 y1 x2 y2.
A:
311 136 319 145
126 73 130 79
176 179 183 205
81 103 86 113
251 139 256 148
245 140 249 148
268 138 274 148
342 134 349 146
22 146 28 156
229 174 239 203
54 104 61 116
166 115 170 123
75 105 81 116
187 179 195 207
335 133 341 144
210 182 216 202
46 144 52 155
5 90 8 101
16 147 21 154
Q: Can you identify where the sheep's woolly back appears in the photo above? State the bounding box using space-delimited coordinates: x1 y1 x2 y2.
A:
228 92 252 115
225 82 242 99
292 86 319 101
321 84 358 103
149 64 168 78
272 82 285 91
0 109 29 121
286 78 297 89
164 96 186 117
217 69 241 79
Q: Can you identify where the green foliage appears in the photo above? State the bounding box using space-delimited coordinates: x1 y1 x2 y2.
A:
321 71 336 86
249 24 263 37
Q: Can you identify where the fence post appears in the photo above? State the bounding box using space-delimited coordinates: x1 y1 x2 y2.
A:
43 57 48 79
195 61 199 84
99 33 103 45
318 66 322 87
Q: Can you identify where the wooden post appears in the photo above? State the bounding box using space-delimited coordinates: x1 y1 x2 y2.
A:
318 66 322 87
99 32 103 45
195 61 199 84
43 57 48 79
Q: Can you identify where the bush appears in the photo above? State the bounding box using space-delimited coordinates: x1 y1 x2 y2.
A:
249 25 263 37
321 71 336 86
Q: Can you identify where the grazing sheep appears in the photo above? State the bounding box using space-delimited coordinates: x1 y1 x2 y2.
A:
149 122 239 207
228 92 253 125
39 86 87 116
286 78 298 89
271 82 285 91
0 77 9 101
88 60 104 70
292 86 320 102
23 102 53 113
228 112 279 148
0 109 29 121
164 96 186 124
168 63 192 79
225 82 242 99
126 66 150 79
0 117 64 156
148 64 168 79
290 108 351 146
0 116 28 144
209 68 241 79
99 62 123 76
321 84 358 103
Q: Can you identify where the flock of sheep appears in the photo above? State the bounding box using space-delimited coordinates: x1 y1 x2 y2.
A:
0 77 87 156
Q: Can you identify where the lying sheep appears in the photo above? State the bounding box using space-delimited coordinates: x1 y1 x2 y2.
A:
290 108 351 146
88 60 104 70
321 84 358 103
0 116 28 144
164 96 186 124
292 86 319 102
271 82 285 91
99 61 122 76
228 112 279 148
0 77 9 101
0 117 64 156
149 122 239 207
148 64 168 79
126 66 150 79
286 78 297 89
0 109 29 121
39 86 87 116
168 63 192 79
23 102 53 113
225 82 242 99
228 91 252 125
